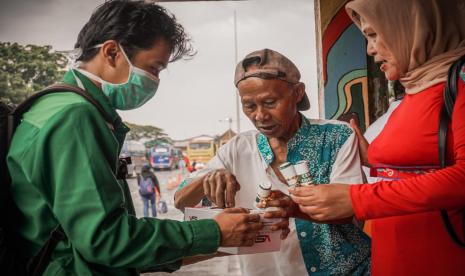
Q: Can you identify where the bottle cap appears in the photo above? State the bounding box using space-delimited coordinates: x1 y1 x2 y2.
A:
257 182 272 198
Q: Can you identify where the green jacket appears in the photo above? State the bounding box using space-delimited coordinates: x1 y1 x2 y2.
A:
6 70 220 275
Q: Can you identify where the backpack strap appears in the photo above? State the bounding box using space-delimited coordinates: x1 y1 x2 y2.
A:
438 55 465 248
27 225 66 276
443 57 462 120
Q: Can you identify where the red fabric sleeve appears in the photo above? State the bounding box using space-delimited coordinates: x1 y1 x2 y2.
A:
350 78 465 220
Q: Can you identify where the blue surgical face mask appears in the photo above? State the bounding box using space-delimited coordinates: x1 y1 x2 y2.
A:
77 44 160 110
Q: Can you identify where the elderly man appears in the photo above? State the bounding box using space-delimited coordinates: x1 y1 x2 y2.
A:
175 49 370 275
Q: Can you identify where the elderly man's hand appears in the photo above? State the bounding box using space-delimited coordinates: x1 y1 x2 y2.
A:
260 190 296 239
289 184 354 222
203 169 240 208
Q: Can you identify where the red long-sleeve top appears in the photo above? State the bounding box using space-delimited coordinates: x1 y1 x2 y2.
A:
350 77 465 275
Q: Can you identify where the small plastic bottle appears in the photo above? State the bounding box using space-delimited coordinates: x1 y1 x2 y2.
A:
294 160 313 186
255 181 272 209
279 162 300 188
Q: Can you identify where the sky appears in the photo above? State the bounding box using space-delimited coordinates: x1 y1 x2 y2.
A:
0 0 318 140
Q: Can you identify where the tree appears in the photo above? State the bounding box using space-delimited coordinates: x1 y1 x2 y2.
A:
144 137 173 149
0 42 67 105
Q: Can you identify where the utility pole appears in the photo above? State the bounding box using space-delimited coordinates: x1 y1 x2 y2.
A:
220 117 233 140
234 10 241 134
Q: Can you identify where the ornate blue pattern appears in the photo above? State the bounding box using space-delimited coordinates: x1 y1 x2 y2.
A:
257 134 274 165
257 115 371 275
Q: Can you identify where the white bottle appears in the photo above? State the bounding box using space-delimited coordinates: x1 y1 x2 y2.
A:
294 160 313 186
255 181 272 209
278 162 299 188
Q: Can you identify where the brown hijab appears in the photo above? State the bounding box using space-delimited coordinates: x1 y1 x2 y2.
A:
346 0 465 94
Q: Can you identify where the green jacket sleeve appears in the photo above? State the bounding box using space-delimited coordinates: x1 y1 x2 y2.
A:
35 103 220 269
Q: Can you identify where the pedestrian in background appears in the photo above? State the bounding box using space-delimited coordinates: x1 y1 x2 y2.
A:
138 165 161 217
178 157 187 176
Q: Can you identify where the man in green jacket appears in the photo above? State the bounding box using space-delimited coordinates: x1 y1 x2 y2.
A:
6 1 263 275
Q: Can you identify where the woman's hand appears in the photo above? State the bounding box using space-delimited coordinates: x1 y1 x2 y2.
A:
289 184 354 222
350 119 370 167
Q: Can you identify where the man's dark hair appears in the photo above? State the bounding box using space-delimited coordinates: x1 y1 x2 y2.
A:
75 0 194 62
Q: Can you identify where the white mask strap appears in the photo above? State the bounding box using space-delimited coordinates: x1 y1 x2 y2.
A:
93 43 132 67
75 68 109 85
87 43 159 82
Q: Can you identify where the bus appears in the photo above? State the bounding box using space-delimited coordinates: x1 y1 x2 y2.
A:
186 137 218 169
120 140 148 178
150 144 180 170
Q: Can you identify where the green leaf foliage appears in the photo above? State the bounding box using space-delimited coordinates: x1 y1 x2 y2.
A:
124 121 172 145
0 42 67 105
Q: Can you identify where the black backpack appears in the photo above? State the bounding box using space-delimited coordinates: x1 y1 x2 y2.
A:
439 55 465 248
0 84 115 275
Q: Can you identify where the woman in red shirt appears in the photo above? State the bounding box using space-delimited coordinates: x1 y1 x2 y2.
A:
288 0 465 275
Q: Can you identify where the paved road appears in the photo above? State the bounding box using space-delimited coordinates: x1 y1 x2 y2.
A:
126 169 241 276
